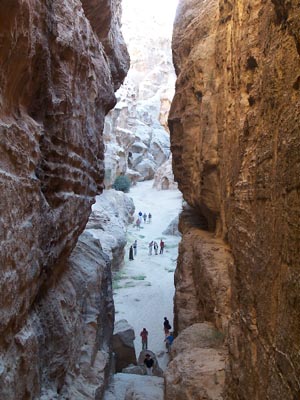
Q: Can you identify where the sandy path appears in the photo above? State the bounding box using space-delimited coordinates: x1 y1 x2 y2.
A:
113 180 182 369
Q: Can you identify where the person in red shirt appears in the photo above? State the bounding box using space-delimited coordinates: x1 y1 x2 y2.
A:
140 328 148 350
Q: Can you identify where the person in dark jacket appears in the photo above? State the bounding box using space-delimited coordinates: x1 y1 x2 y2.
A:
163 317 171 335
129 245 134 261
144 354 154 375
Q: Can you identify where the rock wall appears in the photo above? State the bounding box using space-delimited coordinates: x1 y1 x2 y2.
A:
103 0 177 186
169 0 300 399
0 0 129 397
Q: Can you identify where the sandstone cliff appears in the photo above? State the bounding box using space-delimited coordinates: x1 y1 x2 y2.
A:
0 0 129 397
169 0 300 399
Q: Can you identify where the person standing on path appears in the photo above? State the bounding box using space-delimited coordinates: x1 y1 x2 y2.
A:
129 245 134 261
140 328 148 350
163 317 171 335
138 211 143 223
148 213 152 223
136 218 141 230
133 240 137 256
154 241 158 255
148 241 153 255
144 354 154 375
143 212 147 223
159 239 165 254
164 332 174 353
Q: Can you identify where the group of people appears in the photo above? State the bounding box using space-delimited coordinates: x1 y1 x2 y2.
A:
129 240 137 261
140 316 174 374
135 211 152 229
148 239 165 255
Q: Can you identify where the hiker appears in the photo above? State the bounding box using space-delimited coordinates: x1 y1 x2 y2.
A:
136 218 141 230
129 245 134 261
133 240 137 256
144 354 154 375
138 211 143 223
164 332 174 353
143 212 147 223
163 317 171 335
148 241 153 255
154 241 158 255
148 213 152 223
159 239 165 254
140 328 148 350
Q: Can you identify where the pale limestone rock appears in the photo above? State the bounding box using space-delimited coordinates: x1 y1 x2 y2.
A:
104 374 164 400
1 232 114 399
137 350 164 378
103 0 176 185
162 216 180 237
87 189 135 269
153 156 178 191
113 320 137 372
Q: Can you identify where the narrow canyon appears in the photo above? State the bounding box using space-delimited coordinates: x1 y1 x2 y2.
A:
0 0 299 399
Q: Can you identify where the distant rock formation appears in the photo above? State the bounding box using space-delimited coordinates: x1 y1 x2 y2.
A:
86 189 135 270
153 156 178 191
0 0 129 397
169 0 300 399
103 0 176 186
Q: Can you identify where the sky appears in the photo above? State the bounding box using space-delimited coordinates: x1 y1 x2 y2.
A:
122 0 179 35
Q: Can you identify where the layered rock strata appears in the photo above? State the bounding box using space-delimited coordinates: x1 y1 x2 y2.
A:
0 0 129 397
169 0 300 399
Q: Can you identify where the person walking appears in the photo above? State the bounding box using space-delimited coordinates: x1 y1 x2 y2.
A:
138 211 143 223
159 239 165 254
129 245 134 261
140 328 148 350
164 332 174 353
148 213 152 223
154 241 158 255
143 212 147 223
133 240 137 256
163 317 171 335
148 241 153 255
144 354 154 375
136 218 141 230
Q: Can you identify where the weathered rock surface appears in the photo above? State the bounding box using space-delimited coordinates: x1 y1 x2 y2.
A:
0 0 129 397
153 156 178 191
104 373 164 400
165 322 226 400
174 207 232 335
1 232 114 399
113 319 137 372
103 0 176 185
170 0 300 399
86 189 135 270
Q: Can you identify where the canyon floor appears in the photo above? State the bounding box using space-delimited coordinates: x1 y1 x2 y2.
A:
104 180 183 398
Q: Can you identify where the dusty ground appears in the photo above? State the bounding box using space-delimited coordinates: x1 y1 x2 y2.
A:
113 180 182 369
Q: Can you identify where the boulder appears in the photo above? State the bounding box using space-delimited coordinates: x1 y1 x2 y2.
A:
162 216 180 237
113 320 137 372
137 350 164 377
135 159 156 180
86 190 135 269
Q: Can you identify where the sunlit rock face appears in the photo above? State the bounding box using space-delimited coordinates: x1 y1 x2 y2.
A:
170 0 300 399
0 0 129 397
103 0 176 186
